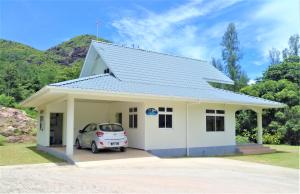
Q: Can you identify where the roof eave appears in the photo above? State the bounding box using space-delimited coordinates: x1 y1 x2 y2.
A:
20 86 51 107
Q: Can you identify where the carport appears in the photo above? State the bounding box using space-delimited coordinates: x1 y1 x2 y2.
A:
21 86 147 163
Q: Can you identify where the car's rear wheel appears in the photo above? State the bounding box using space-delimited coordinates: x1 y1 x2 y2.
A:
91 142 98 153
75 139 81 149
120 147 126 152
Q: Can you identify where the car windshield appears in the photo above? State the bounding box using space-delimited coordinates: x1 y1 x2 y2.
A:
99 124 124 132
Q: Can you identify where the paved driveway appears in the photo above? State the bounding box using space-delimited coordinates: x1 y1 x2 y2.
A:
0 156 298 193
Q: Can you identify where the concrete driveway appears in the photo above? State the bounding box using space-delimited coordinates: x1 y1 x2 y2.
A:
0 156 298 193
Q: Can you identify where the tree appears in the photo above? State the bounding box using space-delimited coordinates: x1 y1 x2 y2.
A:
269 48 281 65
238 57 300 145
282 48 289 60
288 34 300 56
0 64 19 97
211 57 223 72
221 23 248 91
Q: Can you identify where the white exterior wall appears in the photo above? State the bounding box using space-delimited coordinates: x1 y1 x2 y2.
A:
144 101 187 150
144 101 237 150
37 97 238 151
188 103 236 148
37 101 66 146
90 56 108 75
108 102 145 149
73 101 110 143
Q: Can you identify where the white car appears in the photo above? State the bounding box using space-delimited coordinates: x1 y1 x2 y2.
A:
75 123 128 153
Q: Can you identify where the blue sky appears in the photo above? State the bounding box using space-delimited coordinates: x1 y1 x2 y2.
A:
1 0 299 82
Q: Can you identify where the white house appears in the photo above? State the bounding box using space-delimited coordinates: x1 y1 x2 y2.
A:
22 40 285 160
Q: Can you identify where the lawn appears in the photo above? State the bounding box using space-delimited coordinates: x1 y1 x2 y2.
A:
225 144 299 169
0 143 64 166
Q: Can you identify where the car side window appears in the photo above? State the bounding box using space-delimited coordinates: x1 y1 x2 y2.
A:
82 124 90 133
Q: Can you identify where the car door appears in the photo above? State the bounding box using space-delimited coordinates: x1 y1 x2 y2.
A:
86 123 97 146
81 124 91 147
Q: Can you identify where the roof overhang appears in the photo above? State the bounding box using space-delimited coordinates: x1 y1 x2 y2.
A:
21 86 286 109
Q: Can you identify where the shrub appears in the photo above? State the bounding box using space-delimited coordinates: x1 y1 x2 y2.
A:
0 94 16 107
0 135 7 146
263 132 281 144
236 135 249 144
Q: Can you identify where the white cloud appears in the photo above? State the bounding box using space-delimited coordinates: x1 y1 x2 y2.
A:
248 79 256 85
251 0 300 57
112 0 240 60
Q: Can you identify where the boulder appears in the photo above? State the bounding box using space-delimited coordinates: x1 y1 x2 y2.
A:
0 107 37 143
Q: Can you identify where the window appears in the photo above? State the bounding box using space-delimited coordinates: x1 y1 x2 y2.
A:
159 107 173 128
206 109 225 132
129 107 138 128
99 124 124 132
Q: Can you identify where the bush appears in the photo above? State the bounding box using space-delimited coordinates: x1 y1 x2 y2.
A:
236 135 249 144
0 94 16 107
0 135 7 146
263 133 281 144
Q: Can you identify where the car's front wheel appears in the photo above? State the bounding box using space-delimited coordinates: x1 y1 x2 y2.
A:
91 142 98 153
75 139 81 149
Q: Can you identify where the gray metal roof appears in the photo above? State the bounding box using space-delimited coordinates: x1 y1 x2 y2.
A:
50 74 285 108
91 41 234 88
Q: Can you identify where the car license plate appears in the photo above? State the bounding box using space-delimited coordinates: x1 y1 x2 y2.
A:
111 142 119 146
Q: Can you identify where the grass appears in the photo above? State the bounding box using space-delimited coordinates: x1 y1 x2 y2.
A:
225 144 299 169
0 143 64 166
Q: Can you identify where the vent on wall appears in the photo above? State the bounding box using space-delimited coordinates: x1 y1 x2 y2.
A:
104 68 110 74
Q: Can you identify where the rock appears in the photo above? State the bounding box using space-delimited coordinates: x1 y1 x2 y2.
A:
0 126 16 137
0 107 37 143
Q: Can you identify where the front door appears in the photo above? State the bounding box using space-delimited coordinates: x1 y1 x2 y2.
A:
116 112 122 124
50 113 63 145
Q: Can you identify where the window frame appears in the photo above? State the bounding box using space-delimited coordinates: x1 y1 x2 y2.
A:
158 107 173 129
129 107 138 129
205 109 225 132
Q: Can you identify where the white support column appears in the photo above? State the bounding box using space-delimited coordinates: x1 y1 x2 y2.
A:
44 108 50 146
66 96 74 157
257 109 263 144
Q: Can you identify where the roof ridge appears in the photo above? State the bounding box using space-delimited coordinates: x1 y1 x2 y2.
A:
92 40 208 63
50 74 110 86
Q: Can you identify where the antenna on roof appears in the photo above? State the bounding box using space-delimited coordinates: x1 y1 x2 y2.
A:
96 20 100 41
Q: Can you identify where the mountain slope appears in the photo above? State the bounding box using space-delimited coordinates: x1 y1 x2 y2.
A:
45 34 110 65
0 34 110 102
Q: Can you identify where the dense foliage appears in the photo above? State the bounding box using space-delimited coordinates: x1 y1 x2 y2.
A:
0 35 108 104
239 56 300 145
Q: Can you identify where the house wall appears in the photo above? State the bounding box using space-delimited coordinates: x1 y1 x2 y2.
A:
37 101 67 146
144 101 238 157
80 46 108 77
73 101 110 143
108 102 145 149
36 97 238 156
188 103 236 147
90 56 108 75
144 101 187 154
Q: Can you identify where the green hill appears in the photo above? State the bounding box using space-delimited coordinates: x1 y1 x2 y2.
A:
0 34 109 102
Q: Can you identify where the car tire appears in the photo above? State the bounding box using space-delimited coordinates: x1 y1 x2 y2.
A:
75 139 81 149
120 147 126 152
91 142 98 153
